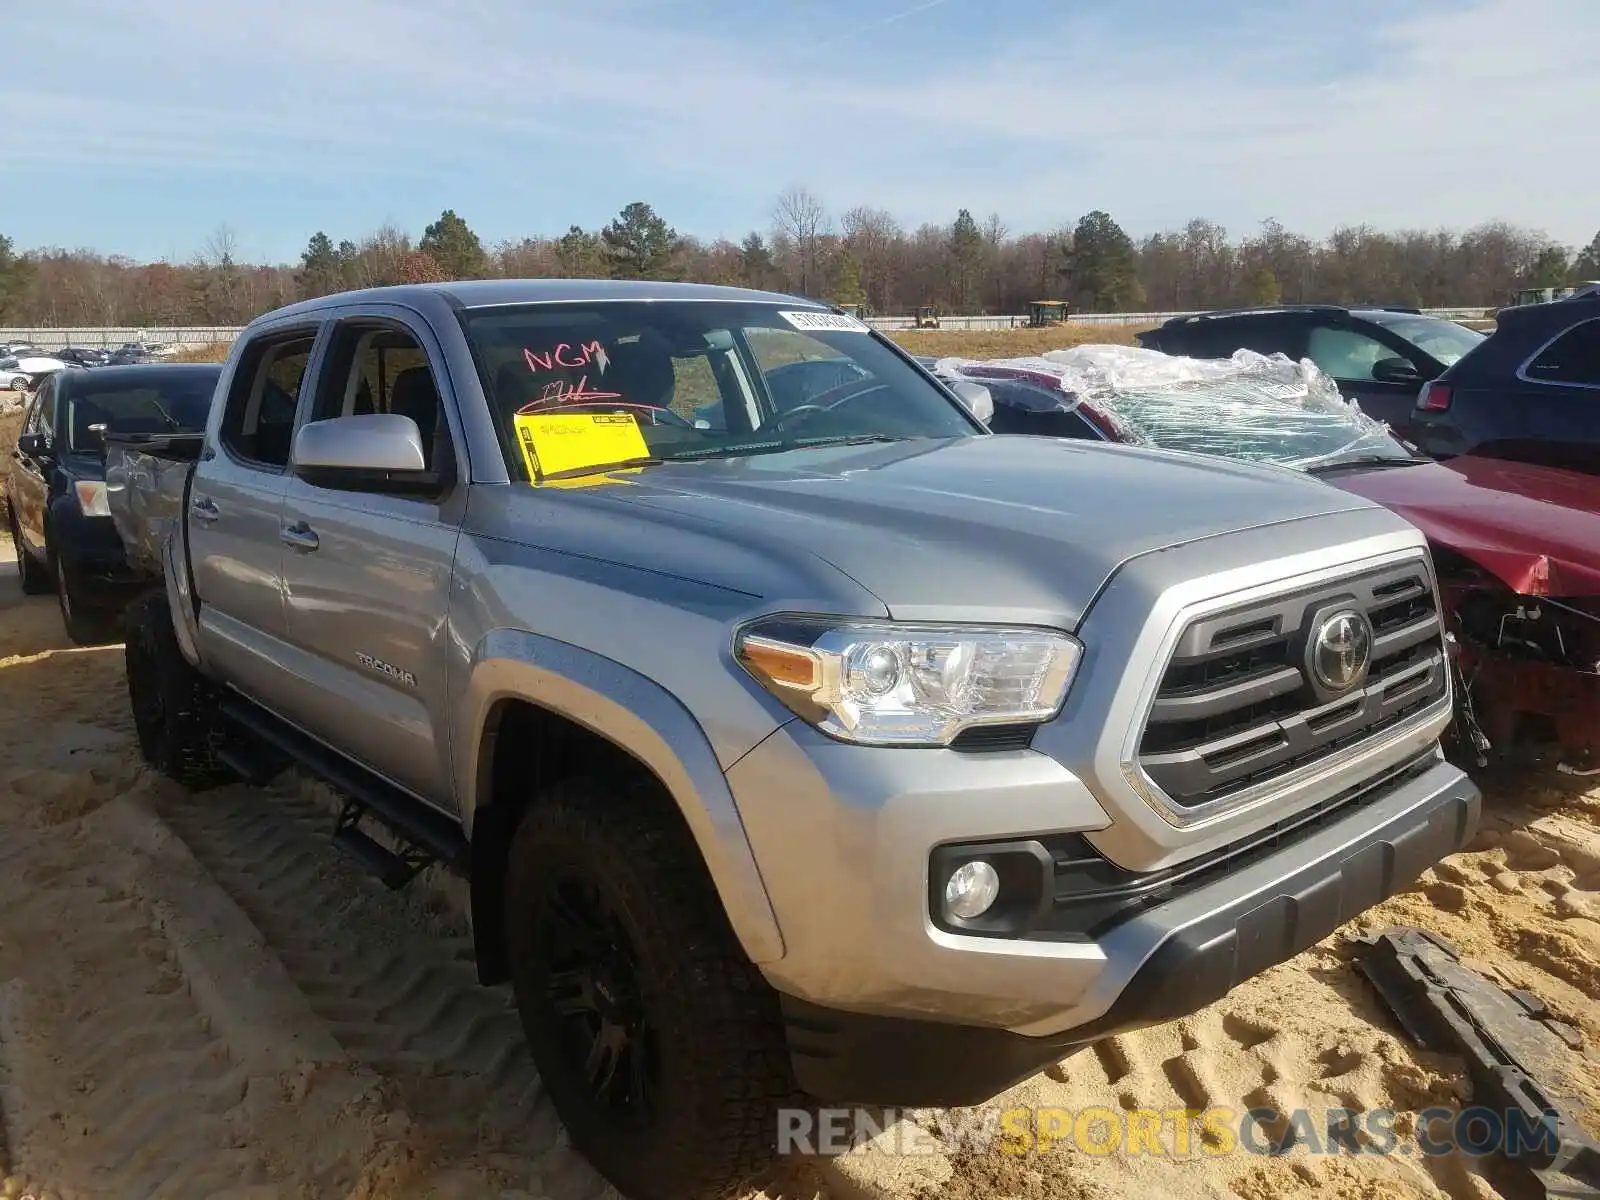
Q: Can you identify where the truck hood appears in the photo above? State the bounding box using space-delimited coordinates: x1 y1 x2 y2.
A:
1328 455 1600 597
535 435 1380 627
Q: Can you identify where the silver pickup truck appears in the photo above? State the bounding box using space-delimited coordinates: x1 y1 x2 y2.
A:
107 280 1479 1200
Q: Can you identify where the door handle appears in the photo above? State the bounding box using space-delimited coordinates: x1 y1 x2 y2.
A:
190 495 220 523
280 521 319 552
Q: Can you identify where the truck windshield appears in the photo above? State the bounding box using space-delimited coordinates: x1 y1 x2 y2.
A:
458 301 979 480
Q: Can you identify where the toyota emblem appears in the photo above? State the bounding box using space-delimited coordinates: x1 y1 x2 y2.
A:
1309 609 1373 692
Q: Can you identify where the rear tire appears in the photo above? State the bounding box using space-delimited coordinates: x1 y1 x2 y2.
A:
8 506 51 595
123 592 237 790
504 778 799 1200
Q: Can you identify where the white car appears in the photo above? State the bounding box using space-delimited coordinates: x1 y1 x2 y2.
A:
1 352 67 391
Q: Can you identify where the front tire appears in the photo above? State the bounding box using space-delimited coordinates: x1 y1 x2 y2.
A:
123 592 237 789
54 553 119 645
504 778 798 1200
7 505 51 594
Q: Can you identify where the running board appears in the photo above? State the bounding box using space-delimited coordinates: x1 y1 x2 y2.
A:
333 801 435 890
219 693 469 879
216 737 288 787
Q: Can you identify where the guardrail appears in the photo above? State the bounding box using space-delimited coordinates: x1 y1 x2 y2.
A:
0 327 244 350
1 307 1499 348
867 307 1497 330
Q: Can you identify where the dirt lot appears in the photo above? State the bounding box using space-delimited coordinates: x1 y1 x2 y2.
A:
889 324 1143 359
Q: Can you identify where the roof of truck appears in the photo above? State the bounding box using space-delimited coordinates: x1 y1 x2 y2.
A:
258 279 820 324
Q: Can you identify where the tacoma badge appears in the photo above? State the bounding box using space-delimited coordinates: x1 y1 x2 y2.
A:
356 651 418 688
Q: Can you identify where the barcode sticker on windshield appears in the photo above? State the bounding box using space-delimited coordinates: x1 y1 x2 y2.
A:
778 310 871 334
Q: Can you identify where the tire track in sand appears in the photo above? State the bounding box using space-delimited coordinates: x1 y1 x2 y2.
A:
0 847 272 1198
150 779 615 1199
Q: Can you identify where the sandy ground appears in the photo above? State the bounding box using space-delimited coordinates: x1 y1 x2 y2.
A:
0 529 1597 1200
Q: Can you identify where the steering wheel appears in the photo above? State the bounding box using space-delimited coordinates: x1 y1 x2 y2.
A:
759 376 888 432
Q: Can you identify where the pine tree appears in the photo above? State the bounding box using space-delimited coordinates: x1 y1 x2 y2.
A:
601 202 682 280
419 209 488 279
296 231 344 298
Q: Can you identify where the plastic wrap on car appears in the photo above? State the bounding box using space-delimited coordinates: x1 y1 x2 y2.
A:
936 346 1399 471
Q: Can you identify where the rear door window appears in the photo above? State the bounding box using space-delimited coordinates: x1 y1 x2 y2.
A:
1523 318 1600 386
218 331 318 470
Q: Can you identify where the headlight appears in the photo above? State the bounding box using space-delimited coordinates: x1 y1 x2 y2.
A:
733 617 1081 747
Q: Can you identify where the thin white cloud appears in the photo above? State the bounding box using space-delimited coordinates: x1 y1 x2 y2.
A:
808 0 956 51
7 0 1599 245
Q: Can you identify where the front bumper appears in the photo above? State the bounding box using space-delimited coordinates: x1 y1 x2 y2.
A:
728 727 1478 1106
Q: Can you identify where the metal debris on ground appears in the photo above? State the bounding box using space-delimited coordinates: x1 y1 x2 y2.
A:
1353 925 1600 1198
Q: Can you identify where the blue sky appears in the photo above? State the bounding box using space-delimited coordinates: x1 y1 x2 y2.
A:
5 0 1597 264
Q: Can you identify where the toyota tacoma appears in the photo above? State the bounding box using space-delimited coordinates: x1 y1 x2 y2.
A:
105 280 1480 1200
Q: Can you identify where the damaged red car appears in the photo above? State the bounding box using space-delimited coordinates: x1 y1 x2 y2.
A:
931 346 1600 772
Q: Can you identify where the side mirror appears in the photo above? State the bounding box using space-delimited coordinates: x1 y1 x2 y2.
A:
949 380 994 425
86 422 108 448
1372 357 1423 385
17 432 52 460
292 413 444 497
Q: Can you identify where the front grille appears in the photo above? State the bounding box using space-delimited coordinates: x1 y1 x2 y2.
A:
1137 560 1447 808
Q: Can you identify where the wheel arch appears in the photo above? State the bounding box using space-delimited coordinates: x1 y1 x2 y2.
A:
462 628 786 983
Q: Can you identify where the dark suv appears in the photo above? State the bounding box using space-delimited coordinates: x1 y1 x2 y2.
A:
1410 295 1599 474
1136 305 1485 441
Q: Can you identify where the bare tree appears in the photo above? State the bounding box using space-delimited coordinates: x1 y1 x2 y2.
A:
981 214 1009 309
199 224 239 270
772 186 829 297
841 205 902 312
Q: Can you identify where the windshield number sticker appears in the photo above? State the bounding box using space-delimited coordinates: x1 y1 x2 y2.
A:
514 410 649 481
778 310 871 334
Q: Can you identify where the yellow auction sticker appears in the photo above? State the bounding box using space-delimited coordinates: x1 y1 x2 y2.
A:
513 411 650 481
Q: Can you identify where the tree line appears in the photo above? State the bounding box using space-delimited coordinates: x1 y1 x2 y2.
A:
3 190 1598 329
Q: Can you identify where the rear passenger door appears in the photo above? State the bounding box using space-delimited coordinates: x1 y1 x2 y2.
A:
276 309 467 809
188 324 322 710
1508 315 1600 468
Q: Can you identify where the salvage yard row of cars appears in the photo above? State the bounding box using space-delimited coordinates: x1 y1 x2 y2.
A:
1 280 1593 1200
932 293 1599 774
2 338 178 391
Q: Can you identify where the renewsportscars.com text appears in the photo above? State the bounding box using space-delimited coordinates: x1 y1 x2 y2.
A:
777 1104 1565 1160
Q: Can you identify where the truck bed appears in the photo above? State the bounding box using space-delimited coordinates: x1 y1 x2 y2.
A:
103 432 202 580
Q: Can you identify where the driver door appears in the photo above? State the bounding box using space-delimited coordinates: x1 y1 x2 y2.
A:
9 380 55 555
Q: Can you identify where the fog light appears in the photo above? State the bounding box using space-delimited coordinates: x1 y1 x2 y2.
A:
943 860 1000 920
